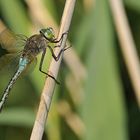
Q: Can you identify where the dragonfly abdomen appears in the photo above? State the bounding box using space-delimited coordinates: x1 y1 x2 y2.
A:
0 58 28 111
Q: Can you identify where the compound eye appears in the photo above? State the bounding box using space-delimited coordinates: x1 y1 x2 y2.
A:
40 27 55 40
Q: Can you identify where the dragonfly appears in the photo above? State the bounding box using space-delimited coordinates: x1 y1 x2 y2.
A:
0 27 68 111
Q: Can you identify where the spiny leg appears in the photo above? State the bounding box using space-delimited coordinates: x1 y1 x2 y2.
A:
39 48 60 84
48 45 71 61
39 43 71 84
51 31 68 43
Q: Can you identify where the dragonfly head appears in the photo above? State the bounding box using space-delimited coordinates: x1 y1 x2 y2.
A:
40 27 55 41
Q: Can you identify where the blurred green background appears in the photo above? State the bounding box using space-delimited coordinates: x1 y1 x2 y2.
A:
0 0 140 140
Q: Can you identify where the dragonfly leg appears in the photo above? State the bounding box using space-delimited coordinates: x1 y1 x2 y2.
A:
39 48 60 84
50 31 68 44
54 43 72 49
48 45 71 61
54 44 60 48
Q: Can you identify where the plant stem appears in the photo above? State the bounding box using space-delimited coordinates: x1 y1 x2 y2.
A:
30 0 76 140
109 0 140 106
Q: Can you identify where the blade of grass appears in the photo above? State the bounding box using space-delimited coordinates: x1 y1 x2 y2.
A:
83 0 128 140
0 0 30 34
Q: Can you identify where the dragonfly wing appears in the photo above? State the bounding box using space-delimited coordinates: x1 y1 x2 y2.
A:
0 53 21 72
0 28 27 53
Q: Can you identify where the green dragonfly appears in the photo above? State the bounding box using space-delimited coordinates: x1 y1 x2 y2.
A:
0 27 68 111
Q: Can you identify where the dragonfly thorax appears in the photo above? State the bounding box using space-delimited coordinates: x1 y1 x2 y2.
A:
22 34 47 59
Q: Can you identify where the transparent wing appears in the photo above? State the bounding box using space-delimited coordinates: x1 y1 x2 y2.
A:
0 28 27 53
0 28 27 73
0 52 21 73
0 29 37 77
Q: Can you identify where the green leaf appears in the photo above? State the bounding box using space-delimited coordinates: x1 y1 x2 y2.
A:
125 0 140 13
0 0 30 34
82 0 128 140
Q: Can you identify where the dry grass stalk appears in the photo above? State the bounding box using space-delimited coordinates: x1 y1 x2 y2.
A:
30 0 76 139
109 0 140 106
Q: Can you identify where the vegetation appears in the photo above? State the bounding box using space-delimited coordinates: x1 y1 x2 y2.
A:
0 0 139 140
